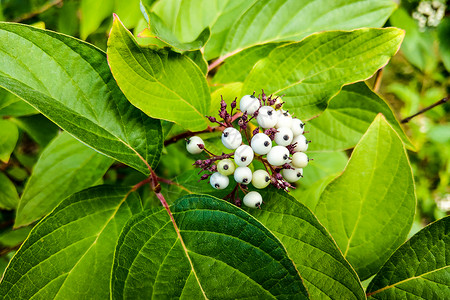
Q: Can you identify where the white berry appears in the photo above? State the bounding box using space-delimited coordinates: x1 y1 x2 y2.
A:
186 136 204 154
282 166 303 183
251 133 272 155
292 152 308 168
240 95 260 115
234 166 252 185
274 127 294 146
252 170 271 189
222 127 242 149
266 145 290 166
210 172 229 189
276 111 292 128
234 145 254 167
243 191 263 208
257 106 278 128
217 159 235 176
291 118 305 136
292 135 309 152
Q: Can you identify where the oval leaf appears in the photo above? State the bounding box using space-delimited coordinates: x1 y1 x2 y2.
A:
15 132 113 227
308 82 413 151
249 189 366 300
367 216 450 299
107 16 210 131
222 0 396 56
0 172 19 210
315 114 416 280
0 185 143 299
112 194 308 299
242 28 404 119
0 22 162 175
0 119 18 163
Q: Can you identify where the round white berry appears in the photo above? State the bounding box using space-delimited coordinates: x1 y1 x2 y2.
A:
292 135 309 152
217 159 235 176
274 127 294 146
222 127 242 149
257 106 278 128
266 145 290 166
292 152 308 168
234 145 254 167
234 166 252 185
239 95 260 115
243 191 263 208
210 172 229 189
251 133 272 155
186 136 204 154
291 118 305 136
282 166 303 183
276 111 292 128
252 170 271 189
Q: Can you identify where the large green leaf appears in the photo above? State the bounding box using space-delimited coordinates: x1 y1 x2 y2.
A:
9 115 59 147
0 22 163 175
112 194 308 299
0 119 18 163
221 0 396 56
307 82 413 151
15 132 113 227
315 115 416 280
0 185 143 299
367 216 450 299
80 0 114 39
0 88 37 117
249 189 365 299
0 172 19 210
107 16 210 131
242 28 404 119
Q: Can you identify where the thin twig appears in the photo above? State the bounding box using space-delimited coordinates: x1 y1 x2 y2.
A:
207 49 241 74
0 243 22 257
373 68 384 92
164 126 218 147
401 95 449 124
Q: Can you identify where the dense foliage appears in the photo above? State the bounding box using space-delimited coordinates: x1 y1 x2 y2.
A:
0 0 448 299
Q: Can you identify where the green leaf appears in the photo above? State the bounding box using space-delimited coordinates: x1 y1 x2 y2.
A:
242 28 404 119
249 189 366 300
367 216 450 299
222 0 396 56
185 50 208 74
112 194 308 299
114 0 142 29
0 88 37 117
0 172 19 210
315 114 416 280
80 0 114 39
107 16 210 131
15 132 113 227
0 119 18 163
307 82 413 151
0 22 163 175
0 185 143 299
10 114 59 147
438 18 450 72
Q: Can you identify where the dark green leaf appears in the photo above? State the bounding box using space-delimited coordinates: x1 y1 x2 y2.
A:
10 114 59 147
315 115 416 280
0 185 143 299
242 28 404 119
15 132 113 227
367 216 450 299
0 22 163 175
0 88 37 117
112 194 308 299
0 172 19 210
0 119 18 163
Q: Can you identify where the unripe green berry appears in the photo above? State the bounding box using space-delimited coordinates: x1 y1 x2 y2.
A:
252 170 271 189
217 159 236 176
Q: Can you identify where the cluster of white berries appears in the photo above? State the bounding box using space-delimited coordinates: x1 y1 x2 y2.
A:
186 92 311 209
412 1 446 29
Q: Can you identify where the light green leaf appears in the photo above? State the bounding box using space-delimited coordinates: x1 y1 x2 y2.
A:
0 185 143 299
298 151 348 188
315 114 416 280
0 172 19 210
185 50 208 74
242 28 404 119
249 189 366 300
0 88 37 117
15 132 113 227
0 22 163 175
294 173 338 212
210 82 243 114
114 0 142 29
222 0 396 56
0 119 18 163
367 216 450 299
112 194 308 299
107 16 210 131
80 0 114 39
307 82 413 151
